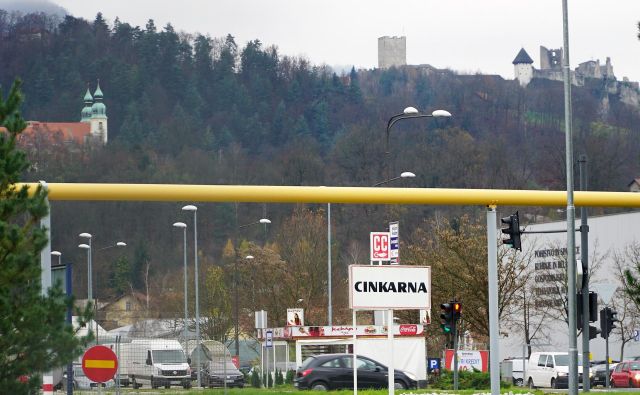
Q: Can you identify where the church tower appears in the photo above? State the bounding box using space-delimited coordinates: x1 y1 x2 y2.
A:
513 48 534 87
81 87 93 122
90 80 108 144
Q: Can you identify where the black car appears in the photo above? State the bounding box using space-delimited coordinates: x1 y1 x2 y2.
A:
202 361 245 388
591 363 618 387
294 353 417 390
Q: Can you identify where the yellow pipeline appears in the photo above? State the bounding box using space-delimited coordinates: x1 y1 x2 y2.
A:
14 183 640 207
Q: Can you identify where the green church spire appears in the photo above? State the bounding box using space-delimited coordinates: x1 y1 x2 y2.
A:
81 84 93 122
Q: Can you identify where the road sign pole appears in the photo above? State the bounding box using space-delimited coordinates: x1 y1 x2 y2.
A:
486 206 500 395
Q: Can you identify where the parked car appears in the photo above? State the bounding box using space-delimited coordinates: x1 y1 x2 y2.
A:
293 353 417 390
61 365 115 390
201 360 245 388
591 363 617 387
611 361 640 388
526 352 583 389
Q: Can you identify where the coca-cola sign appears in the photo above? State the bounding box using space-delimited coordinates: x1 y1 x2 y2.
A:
399 324 418 335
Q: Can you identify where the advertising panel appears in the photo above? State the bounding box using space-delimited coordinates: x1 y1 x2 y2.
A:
286 308 304 326
444 349 489 372
349 265 431 310
370 232 390 261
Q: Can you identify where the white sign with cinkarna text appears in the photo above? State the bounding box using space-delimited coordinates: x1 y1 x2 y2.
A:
349 265 431 310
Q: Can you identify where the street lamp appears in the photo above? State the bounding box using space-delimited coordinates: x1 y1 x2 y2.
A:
51 250 62 266
235 219 270 360
372 171 416 187
182 204 201 388
79 234 126 342
385 107 451 180
173 222 188 353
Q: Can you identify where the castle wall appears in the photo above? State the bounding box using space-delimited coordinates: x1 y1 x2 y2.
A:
378 36 406 69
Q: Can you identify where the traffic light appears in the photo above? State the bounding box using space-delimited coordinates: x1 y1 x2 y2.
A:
501 211 522 251
600 307 618 339
588 325 601 340
453 301 462 323
440 302 453 334
577 292 599 323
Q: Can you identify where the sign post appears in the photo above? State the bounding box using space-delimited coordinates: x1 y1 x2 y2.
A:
389 222 399 264
82 345 118 388
349 265 431 395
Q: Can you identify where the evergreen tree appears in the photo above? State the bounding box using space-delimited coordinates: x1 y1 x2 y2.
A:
0 80 92 393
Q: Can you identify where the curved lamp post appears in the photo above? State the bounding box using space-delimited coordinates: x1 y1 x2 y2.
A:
181 204 201 388
51 250 62 266
372 171 416 187
385 107 452 180
235 219 270 359
173 222 188 352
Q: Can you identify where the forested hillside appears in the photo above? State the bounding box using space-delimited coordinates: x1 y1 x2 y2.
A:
2 10 639 340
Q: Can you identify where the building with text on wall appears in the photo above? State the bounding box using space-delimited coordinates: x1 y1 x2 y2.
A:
500 211 640 362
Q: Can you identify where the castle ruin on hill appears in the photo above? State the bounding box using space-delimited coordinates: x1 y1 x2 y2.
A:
513 46 639 108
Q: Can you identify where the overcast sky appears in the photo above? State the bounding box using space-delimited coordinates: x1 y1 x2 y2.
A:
46 1 640 82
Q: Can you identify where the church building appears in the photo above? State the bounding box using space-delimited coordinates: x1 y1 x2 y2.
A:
20 81 108 145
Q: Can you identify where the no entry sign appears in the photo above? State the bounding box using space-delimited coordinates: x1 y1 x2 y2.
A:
82 345 118 383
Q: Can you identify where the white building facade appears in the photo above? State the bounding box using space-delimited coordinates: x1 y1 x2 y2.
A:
500 211 640 362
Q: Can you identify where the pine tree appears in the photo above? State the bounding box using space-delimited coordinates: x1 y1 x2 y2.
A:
0 80 92 394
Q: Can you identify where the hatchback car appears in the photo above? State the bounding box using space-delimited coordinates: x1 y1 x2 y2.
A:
611 361 640 388
293 353 417 390
202 360 245 388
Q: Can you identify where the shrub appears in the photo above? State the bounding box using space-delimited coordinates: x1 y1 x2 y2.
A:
285 369 295 384
251 369 261 388
430 369 511 390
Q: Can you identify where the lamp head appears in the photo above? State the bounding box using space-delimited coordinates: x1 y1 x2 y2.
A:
79 232 92 239
431 109 452 118
182 205 197 212
51 251 62 256
78 244 90 249
173 222 187 228
403 106 419 114
297 298 304 303
245 255 255 260
400 172 416 178
116 242 127 247
259 218 271 224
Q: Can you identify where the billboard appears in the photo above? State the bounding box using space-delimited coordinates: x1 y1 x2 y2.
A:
349 265 431 310
286 308 304 326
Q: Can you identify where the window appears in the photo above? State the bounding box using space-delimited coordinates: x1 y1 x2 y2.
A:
320 358 342 368
546 357 554 368
125 301 132 311
538 355 547 367
614 363 623 372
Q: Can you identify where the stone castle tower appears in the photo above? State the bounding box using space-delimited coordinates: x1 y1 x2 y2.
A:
81 81 108 144
513 48 534 87
378 36 406 69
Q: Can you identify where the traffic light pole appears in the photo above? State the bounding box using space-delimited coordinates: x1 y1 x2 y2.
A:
579 155 591 392
487 206 500 395
453 321 459 391
604 310 610 389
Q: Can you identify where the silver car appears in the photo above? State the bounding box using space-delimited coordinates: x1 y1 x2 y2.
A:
61 365 115 390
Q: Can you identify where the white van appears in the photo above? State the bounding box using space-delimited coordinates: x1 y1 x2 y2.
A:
126 339 192 389
527 352 583 389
